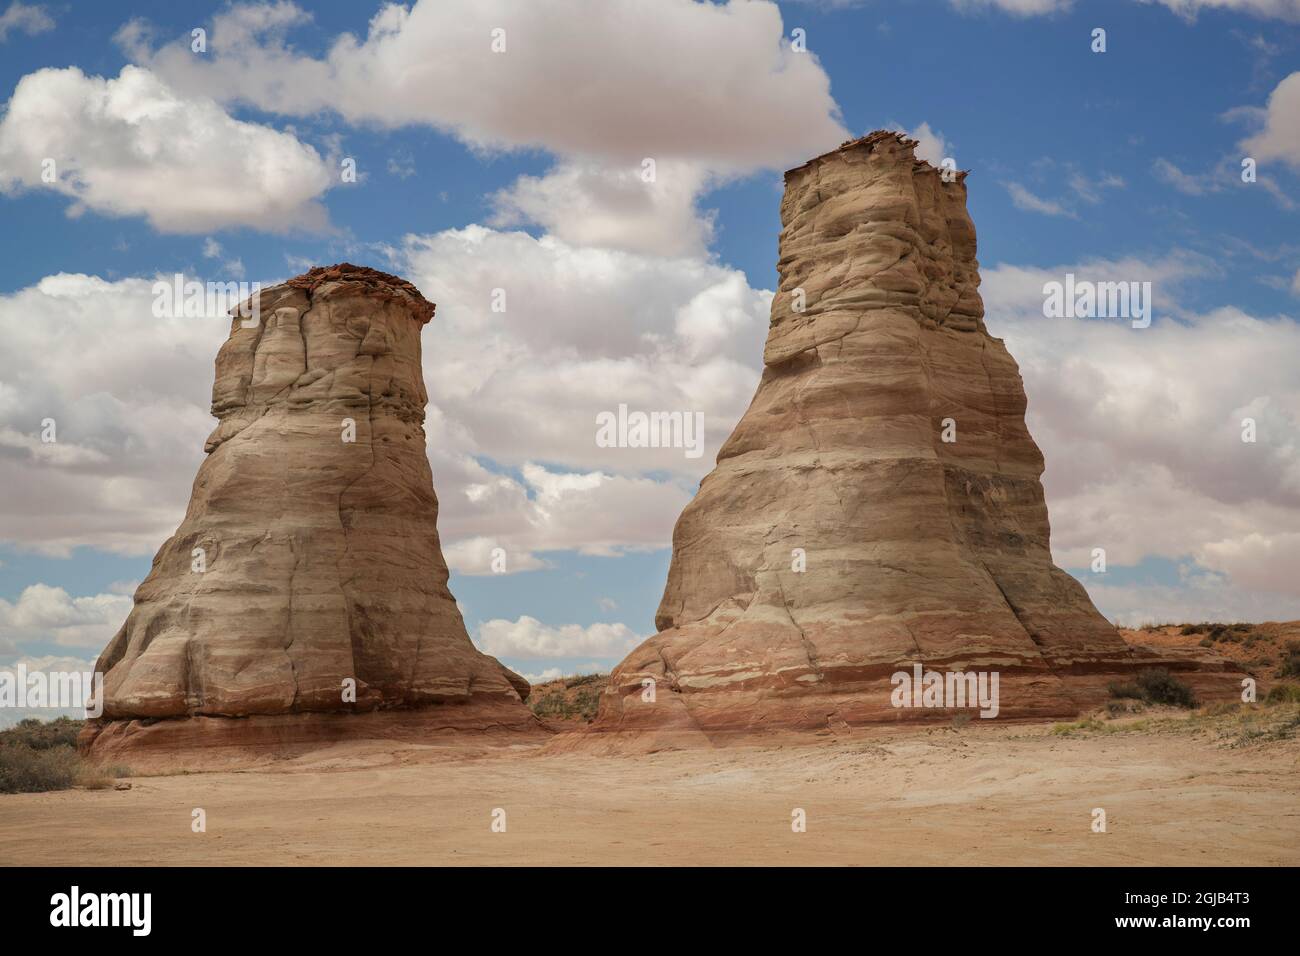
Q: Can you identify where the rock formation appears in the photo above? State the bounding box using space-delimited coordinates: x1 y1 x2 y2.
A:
82 264 540 766
590 132 1242 743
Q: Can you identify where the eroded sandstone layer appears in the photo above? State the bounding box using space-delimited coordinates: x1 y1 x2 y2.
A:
82 264 540 766
589 133 1241 744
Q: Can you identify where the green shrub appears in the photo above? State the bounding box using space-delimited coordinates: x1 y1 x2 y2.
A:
0 743 81 793
0 718 131 794
1108 669 1197 708
1279 642 1300 679
571 687 601 721
530 691 567 718
1265 683 1300 704
1135 668 1198 708
0 716 83 750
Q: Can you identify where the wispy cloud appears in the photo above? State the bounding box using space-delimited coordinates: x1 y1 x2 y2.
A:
1152 157 1219 196
1004 181 1077 218
0 2 53 43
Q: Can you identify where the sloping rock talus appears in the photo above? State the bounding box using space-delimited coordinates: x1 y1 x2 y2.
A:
589 133 1242 745
82 264 541 766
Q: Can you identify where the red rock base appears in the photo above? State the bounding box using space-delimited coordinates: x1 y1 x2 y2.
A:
567 647 1248 753
80 699 549 772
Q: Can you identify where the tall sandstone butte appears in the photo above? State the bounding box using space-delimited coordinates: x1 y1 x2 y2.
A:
82 264 540 766
591 132 1240 743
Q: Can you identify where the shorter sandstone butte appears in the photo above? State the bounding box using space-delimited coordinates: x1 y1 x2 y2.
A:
82 263 542 769
581 132 1244 750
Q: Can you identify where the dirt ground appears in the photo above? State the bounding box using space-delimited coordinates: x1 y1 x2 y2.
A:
2 708 1297 866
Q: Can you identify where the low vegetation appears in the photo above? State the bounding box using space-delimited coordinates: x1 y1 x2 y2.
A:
1279 641 1300 679
528 673 608 724
1180 622 1255 643
1107 668 1197 708
0 717 129 794
1052 717 1120 736
0 715 82 750
1054 684 1300 747
1265 683 1300 704
1200 700 1300 747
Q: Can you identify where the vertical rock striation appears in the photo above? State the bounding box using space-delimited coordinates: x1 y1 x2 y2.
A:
590 133 1240 743
82 264 540 765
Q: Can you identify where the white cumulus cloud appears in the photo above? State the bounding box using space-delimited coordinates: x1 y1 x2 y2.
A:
982 253 1300 614
475 616 640 659
1240 72 1300 173
0 224 771 571
0 65 335 232
490 159 717 258
1148 0 1300 22
0 273 226 556
0 586 130 651
125 0 847 258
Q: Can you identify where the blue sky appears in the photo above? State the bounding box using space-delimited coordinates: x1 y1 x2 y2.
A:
1 0 1299 705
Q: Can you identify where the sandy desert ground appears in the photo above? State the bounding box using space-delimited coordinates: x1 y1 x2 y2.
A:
2 708 1297 866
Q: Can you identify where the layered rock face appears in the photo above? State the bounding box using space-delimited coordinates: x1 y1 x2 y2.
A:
591 133 1240 742
83 264 539 764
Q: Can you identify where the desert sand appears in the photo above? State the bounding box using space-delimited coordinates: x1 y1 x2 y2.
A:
5 710 1296 866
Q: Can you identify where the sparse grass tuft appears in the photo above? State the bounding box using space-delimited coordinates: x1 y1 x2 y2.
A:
1214 702 1300 748
1107 680 1143 700
1106 699 1144 718
1199 701 1242 718
1052 717 1107 736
